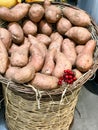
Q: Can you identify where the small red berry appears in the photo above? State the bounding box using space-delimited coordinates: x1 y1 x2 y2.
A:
73 77 77 81
58 80 62 85
69 71 74 75
67 80 71 84
59 76 64 81
64 79 67 82
64 70 67 73
69 75 73 79
65 75 69 79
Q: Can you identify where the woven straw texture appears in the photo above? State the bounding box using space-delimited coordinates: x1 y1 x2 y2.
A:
3 84 81 130
0 2 98 130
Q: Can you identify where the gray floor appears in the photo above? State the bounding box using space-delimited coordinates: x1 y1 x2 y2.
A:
0 80 98 130
72 81 98 130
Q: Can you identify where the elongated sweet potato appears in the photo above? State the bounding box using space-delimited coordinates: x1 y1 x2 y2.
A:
75 45 85 54
29 44 44 72
42 49 56 75
0 27 12 50
65 27 91 44
76 39 96 72
49 32 63 51
8 22 24 44
0 40 8 74
28 34 47 57
0 3 30 22
62 38 77 66
30 73 58 90
62 6 91 26
5 62 35 84
10 37 31 67
52 51 72 78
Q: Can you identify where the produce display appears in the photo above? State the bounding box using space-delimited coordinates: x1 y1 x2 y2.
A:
0 0 96 90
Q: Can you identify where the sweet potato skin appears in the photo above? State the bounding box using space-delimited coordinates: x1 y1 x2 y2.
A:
65 27 91 44
28 34 47 57
23 20 37 36
76 40 96 72
62 38 77 66
36 34 51 46
75 45 85 54
30 73 58 90
8 22 24 44
29 4 44 23
73 69 83 79
0 40 9 74
39 19 52 36
10 37 30 67
29 44 44 72
0 28 12 50
5 63 35 84
52 51 72 78
57 17 72 35
62 6 91 26
42 49 56 75
45 5 62 23
49 32 63 51
0 3 30 22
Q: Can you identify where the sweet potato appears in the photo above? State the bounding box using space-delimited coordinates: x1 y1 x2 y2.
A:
57 17 72 35
43 0 51 9
52 51 72 78
42 49 56 75
30 73 58 90
29 44 44 72
5 62 35 84
36 34 51 46
0 27 12 50
39 19 52 36
65 27 91 44
75 45 85 54
49 32 63 51
8 44 17 55
0 40 8 74
28 34 47 57
45 5 62 23
62 6 91 26
29 4 44 23
23 20 37 36
76 39 96 72
73 69 83 79
62 38 77 66
0 3 30 22
10 37 31 67
8 22 24 44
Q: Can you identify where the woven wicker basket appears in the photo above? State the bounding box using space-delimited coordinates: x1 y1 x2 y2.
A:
0 2 98 130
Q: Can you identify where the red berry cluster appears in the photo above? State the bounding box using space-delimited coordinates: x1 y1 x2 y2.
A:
58 69 77 85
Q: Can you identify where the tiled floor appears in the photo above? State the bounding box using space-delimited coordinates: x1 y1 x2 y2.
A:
0 80 98 130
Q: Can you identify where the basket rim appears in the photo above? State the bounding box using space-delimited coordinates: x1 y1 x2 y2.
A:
0 2 98 99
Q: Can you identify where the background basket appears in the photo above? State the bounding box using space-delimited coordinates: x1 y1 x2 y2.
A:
0 2 98 130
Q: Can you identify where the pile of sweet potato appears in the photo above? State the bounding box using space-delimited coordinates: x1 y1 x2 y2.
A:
0 0 96 90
